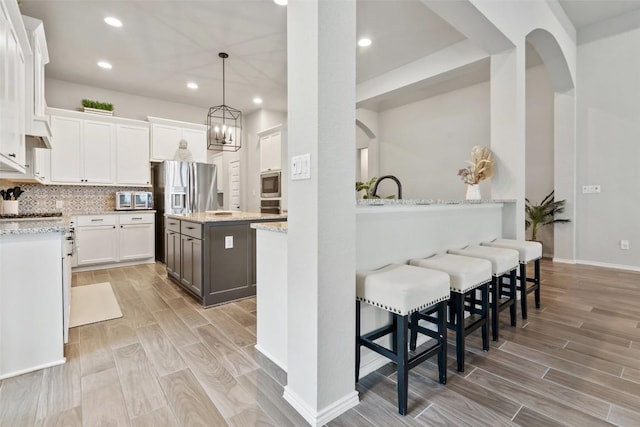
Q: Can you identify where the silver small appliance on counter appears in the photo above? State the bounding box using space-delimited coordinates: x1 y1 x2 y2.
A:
115 191 153 210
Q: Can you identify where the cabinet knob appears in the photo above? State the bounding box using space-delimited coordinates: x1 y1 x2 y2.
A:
113 226 116 229
8 153 16 158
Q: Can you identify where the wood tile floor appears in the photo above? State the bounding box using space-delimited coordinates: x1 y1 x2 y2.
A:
1 260 640 426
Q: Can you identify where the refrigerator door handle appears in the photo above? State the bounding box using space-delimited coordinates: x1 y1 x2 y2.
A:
188 163 195 213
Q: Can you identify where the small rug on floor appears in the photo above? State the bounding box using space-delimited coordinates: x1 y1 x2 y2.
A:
69 282 123 328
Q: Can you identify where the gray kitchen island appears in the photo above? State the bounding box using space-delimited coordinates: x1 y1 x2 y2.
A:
164 211 287 306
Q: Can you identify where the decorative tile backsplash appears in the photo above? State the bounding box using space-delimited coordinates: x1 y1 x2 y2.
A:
0 180 144 216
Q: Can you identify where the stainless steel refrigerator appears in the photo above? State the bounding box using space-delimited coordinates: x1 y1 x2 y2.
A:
153 161 217 262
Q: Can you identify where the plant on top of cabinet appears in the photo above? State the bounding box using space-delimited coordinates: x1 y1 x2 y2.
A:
81 99 114 116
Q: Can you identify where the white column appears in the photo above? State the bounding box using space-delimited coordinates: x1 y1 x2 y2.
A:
553 89 576 262
284 1 358 426
490 47 526 239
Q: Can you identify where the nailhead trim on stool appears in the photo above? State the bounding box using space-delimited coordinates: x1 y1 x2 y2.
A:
482 238 543 319
410 254 492 372
355 264 449 416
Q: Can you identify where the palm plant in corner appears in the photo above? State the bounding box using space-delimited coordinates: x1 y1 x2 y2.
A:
525 190 570 241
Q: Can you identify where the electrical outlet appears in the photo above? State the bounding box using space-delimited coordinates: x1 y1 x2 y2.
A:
621 240 630 250
582 185 601 194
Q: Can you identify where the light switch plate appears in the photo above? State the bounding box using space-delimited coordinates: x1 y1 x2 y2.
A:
225 235 233 249
291 154 311 180
582 185 601 194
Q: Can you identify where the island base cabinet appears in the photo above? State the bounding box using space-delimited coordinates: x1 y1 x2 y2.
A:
166 230 181 280
203 223 255 307
181 235 202 296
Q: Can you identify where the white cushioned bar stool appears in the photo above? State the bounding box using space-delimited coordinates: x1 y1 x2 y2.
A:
447 245 519 342
482 238 543 319
409 254 492 373
356 264 450 416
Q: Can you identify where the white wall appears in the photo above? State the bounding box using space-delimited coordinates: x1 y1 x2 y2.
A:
45 78 207 123
525 64 555 255
575 28 640 269
376 81 491 200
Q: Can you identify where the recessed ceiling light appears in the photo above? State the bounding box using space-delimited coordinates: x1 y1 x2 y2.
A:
104 16 123 27
187 82 198 90
253 97 263 105
274 0 287 5
97 61 112 69
358 38 372 47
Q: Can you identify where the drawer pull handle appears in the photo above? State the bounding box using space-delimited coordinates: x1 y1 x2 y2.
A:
186 226 195 229
91 219 104 222
132 217 143 220
8 153 16 158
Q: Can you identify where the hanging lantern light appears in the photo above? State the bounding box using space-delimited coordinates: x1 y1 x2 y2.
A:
207 52 242 152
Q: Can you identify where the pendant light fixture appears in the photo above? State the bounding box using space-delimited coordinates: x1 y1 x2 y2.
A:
207 52 242 152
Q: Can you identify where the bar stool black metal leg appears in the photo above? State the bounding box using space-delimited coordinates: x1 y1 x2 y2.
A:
396 314 409 415
509 269 517 326
391 314 398 355
481 283 489 351
491 276 499 342
355 301 361 383
437 301 447 384
455 292 465 372
534 259 541 308
520 263 528 319
409 312 418 351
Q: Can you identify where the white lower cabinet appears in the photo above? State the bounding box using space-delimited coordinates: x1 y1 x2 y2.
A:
74 212 155 269
119 214 154 261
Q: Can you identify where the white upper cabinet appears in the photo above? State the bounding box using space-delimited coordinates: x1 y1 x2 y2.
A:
258 125 284 172
148 116 207 163
49 108 150 186
50 115 82 182
116 124 150 185
0 0 28 173
21 15 52 147
83 120 115 184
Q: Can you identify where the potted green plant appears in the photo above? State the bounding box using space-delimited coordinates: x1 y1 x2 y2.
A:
81 99 114 116
356 177 379 199
525 190 570 241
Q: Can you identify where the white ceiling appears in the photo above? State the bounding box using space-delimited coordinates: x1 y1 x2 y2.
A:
19 0 640 115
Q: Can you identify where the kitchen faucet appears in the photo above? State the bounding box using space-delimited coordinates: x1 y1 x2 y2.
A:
371 175 403 199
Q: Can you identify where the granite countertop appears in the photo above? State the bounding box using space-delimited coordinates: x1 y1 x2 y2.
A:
251 221 288 233
357 199 516 206
167 211 288 223
0 219 69 236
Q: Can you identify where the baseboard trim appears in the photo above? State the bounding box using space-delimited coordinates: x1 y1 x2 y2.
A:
0 358 66 380
552 257 576 264
254 344 287 373
283 386 359 426
72 258 155 272
574 259 640 273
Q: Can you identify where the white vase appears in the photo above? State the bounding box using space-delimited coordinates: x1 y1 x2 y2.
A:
465 184 481 200
2 200 19 215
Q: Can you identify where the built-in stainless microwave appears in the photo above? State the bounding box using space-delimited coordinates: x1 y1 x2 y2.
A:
260 171 281 198
116 191 153 210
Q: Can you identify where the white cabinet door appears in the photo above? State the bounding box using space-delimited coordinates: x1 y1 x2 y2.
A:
50 116 83 183
119 223 154 261
181 127 207 163
229 159 241 211
0 13 26 172
260 131 282 172
150 124 180 161
83 120 114 184
116 124 150 186
33 147 50 183
76 225 118 266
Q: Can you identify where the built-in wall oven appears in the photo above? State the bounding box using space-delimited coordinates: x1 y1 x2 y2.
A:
260 199 280 214
260 171 281 198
